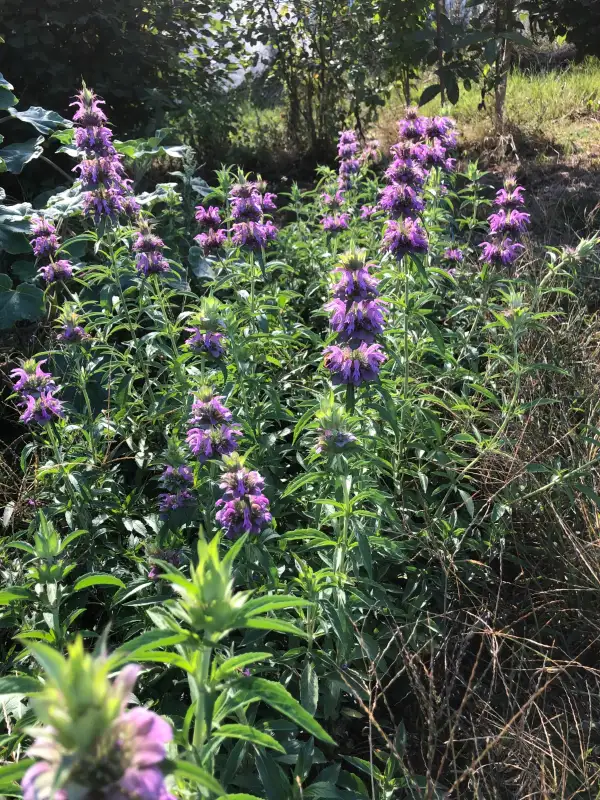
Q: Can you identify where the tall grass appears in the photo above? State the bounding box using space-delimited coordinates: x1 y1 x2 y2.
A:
375 58 600 154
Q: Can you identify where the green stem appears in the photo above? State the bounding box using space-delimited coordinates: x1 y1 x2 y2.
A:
192 644 213 751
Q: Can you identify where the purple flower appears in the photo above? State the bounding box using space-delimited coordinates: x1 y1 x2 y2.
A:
332 266 379 301
231 220 278 249
360 205 377 219
70 89 108 127
148 565 160 581
488 208 530 236
480 238 524 266
322 190 345 209
261 192 277 211
418 138 448 168
322 213 350 232
122 195 141 220
22 666 175 800
323 342 387 385
219 466 266 500
495 184 526 209
189 394 233 427
398 110 428 142
159 465 194 491
185 329 226 359
337 130 359 159
194 228 227 255
74 125 116 155
215 494 272 539
443 247 464 263
230 183 263 222
384 158 427 188
339 158 360 177
325 298 386 343
133 225 170 275
11 360 55 396
186 425 241 462
40 260 73 283
73 155 127 188
158 489 195 514
133 233 166 253
426 116 455 139
82 188 127 220
135 251 170 275
31 233 60 259
57 324 90 343
20 391 64 425
195 205 222 228
315 429 357 454
379 183 425 218
383 218 428 259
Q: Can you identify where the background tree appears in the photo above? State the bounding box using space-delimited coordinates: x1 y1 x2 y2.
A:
0 0 244 137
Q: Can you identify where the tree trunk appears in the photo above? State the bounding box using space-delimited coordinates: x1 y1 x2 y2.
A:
434 0 445 104
494 0 514 134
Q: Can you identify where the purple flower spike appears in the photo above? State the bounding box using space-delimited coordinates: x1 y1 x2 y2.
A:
40 260 73 283
159 465 194 492
443 248 463 263
379 183 425 218
70 89 107 127
360 205 377 219
186 425 241 462
58 324 90 344
135 252 170 275
384 158 427 188
398 112 428 142
158 489 195 514
323 342 387 385
322 190 345 210
189 394 233 427
324 298 387 343
31 233 60 259
332 267 379 302
195 205 222 228
133 233 166 253
339 158 360 177
322 213 350 232
185 329 226 359
495 184 526 209
488 208 530 236
315 429 357 455
20 391 64 425
480 238 524 266
426 116 455 139
231 220 277 249
11 360 55 396
383 218 428 259
195 228 227 254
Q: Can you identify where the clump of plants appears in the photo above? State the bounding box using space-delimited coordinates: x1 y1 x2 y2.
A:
1 85 600 798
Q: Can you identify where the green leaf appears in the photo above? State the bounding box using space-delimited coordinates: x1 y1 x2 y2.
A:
281 472 328 498
173 760 225 795
0 587 35 604
0 87 17 110
0 137 44 173
0 759 35 787
110 630 187 665
188 246 215 280
255 750 291 800
22 641 65 685
73 574 126 592
0 283 45 328
8 107 71 135
243 618 308 638
213 724 285 753
300 661 318 716
218 795 264 800
0 73 14 91
233 677 335 745
213 652 271 682
0 675 41 695
419 83 441 107
10 259 37 282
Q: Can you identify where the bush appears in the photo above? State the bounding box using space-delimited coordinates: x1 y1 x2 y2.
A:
1 89 600 797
